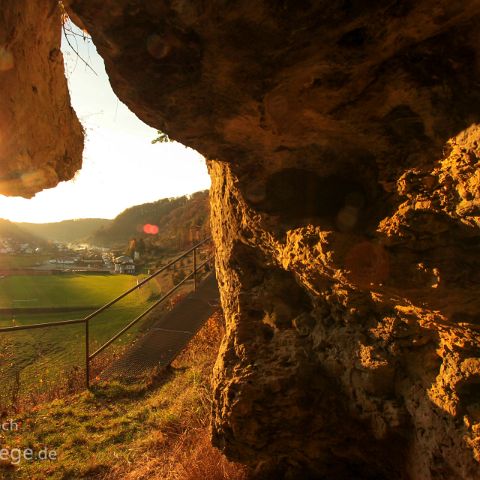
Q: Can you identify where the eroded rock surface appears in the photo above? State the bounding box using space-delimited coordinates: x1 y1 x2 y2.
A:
0 0 83 197
7 0 480 478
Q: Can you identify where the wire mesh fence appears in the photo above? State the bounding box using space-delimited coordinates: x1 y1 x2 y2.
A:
89 256 212 383
87 269 169 382
0 320 86 412
0 238 214 412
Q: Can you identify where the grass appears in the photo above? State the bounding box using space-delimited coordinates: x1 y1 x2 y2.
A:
0 271 191 412
0 313 249 480
0 255 50 270
0 274 156 309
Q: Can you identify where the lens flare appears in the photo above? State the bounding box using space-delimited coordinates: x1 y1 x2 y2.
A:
143 224 159 235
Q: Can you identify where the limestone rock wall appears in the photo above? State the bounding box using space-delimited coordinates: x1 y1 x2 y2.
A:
5 0 480 478
0 0 83 197
208 135 480 478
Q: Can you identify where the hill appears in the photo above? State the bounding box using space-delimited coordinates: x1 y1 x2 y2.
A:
91 190 210 251
0 218 46 246
16 218 112 243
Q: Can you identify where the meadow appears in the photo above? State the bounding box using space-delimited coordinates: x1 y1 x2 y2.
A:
0 272 179 411
0 274 156 309
0 254 49 269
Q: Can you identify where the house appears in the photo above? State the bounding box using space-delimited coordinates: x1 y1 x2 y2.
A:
58 259 75 265
114 255 135 274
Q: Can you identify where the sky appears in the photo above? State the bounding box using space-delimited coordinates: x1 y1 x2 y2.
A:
0 23 210 223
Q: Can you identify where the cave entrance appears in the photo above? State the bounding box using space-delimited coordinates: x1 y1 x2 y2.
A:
0 20 210 225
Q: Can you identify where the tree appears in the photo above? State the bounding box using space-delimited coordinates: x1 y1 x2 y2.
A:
151 130 171 144
137 238 146 255
126 238 137 258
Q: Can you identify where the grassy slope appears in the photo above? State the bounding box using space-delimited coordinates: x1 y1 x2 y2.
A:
0 314 248 480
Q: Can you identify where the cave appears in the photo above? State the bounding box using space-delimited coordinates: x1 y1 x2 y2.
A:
1 1 480 479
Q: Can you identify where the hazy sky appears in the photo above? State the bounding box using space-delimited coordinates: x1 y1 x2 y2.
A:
0 23 210 223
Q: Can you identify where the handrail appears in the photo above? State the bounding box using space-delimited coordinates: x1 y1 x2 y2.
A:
83 237 211 323
0 237 213 390
0 317 85 333
89 257 211 360
0 237 211 333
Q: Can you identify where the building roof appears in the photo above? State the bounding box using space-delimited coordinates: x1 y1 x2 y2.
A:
114 255 134 264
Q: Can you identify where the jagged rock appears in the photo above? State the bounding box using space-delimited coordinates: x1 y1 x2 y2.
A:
0 0 83 197
4 0 480 477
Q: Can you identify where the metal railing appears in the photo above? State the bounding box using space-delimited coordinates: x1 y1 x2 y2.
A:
0 237 213 391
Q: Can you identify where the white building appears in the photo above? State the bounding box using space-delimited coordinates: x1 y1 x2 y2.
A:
114 256 135 274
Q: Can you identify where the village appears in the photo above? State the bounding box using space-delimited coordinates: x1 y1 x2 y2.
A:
0 236 138 274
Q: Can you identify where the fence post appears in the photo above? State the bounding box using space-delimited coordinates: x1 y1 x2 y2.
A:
85 319 90 389
193 247 197 292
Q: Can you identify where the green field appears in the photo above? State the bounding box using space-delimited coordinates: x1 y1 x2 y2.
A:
0 272 182 410
0 274 155 309
0 254 49 269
